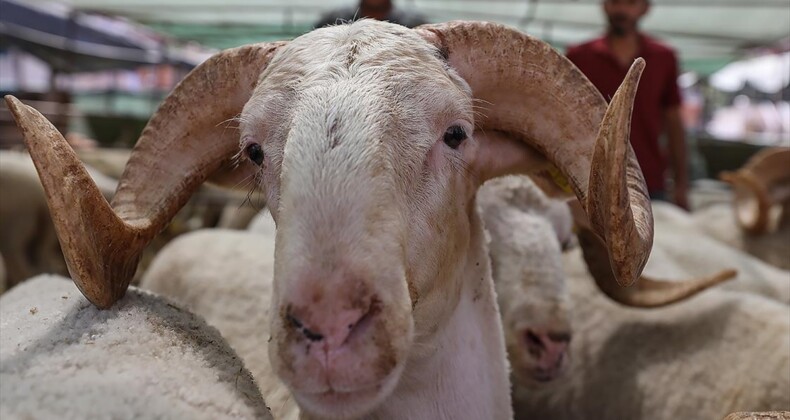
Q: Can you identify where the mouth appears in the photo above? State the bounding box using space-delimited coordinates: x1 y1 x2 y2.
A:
293 382 389 418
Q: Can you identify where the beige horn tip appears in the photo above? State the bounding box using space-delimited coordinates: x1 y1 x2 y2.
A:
587 58 652 288
5 95 145 308
626 268 737 308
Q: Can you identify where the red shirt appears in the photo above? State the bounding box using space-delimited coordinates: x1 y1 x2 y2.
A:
567 34 682 194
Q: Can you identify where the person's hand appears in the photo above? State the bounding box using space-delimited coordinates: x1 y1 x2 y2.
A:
673 183 690 211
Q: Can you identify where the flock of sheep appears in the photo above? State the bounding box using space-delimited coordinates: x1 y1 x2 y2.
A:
0 19 788 420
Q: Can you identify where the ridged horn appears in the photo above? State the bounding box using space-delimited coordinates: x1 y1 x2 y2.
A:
416 21 652 287
576 224 734 307
5 41 284 308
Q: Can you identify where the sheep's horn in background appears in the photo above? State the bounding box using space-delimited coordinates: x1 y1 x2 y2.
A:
720 147 790 234
568 200 735 307
4 42 285 308
417 21 652 287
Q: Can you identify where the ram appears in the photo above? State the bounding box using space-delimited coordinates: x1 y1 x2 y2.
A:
0 275 271 420
7 20 655 419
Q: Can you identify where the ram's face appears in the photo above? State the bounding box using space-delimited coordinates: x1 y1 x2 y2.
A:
237 21 480 418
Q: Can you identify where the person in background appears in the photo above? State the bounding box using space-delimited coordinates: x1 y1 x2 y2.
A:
567 0 689 209
313 0 428 29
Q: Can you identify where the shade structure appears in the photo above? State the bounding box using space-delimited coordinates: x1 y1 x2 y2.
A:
18 0 790 74
0 0 210 72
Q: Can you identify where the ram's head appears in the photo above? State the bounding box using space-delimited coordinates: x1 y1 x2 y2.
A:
7 20 653 418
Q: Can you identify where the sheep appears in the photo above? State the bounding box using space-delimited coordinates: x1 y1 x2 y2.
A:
468 178 784 418
475 176 734 389
719 147 790 235
7 19 659 419
651 202 790 303
0 150 118 288
0 274 272 419
507 226 790 419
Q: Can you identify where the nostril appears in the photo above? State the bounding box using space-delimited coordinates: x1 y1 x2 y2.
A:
524 330 545 356
523 328 572 359
286 312 324 342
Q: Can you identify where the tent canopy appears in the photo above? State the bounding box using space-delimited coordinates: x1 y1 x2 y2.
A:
1 0 211 72
20 0 790 74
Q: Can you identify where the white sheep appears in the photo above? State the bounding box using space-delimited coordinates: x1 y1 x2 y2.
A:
0 275 272 419
470 178 785 418
477 179 574 387
8 19 656 419
477 176 734 388
512 245 790 420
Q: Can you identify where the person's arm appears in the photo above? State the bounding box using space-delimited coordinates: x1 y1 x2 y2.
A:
665 105 689 210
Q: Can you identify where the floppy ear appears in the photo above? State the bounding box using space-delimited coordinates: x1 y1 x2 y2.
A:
471 130 575 199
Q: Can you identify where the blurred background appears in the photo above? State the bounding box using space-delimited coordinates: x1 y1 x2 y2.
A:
0 0 788 289
1 0 788 176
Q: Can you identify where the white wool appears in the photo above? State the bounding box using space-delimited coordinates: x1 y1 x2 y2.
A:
0 275 272 420
141 229 298 420
512 248 790 420
691 203 790 271
650 202 790 303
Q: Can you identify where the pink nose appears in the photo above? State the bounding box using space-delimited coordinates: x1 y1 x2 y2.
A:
285 302 376 352
523 328 571 381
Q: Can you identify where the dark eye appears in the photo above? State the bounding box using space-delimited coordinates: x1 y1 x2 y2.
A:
246 143 264 166
443 125 467 149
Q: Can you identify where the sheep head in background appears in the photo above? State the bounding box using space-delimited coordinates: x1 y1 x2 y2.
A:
7 20 652 419
478 176 735 388
720 147 790 234
478 179 574 386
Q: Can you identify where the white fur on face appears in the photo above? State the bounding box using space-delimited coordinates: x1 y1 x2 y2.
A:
238 20 482 418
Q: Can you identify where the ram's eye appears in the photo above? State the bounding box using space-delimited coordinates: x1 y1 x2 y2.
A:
443 125 467 149
246 143 264 166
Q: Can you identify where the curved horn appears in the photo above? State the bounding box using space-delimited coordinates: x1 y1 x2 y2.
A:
416 21 652 287
576 225 735 307
568 199 732 306
5 42 284 308
720 147 790 234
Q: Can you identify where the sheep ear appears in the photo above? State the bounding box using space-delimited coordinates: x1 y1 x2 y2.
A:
471 130 576 199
